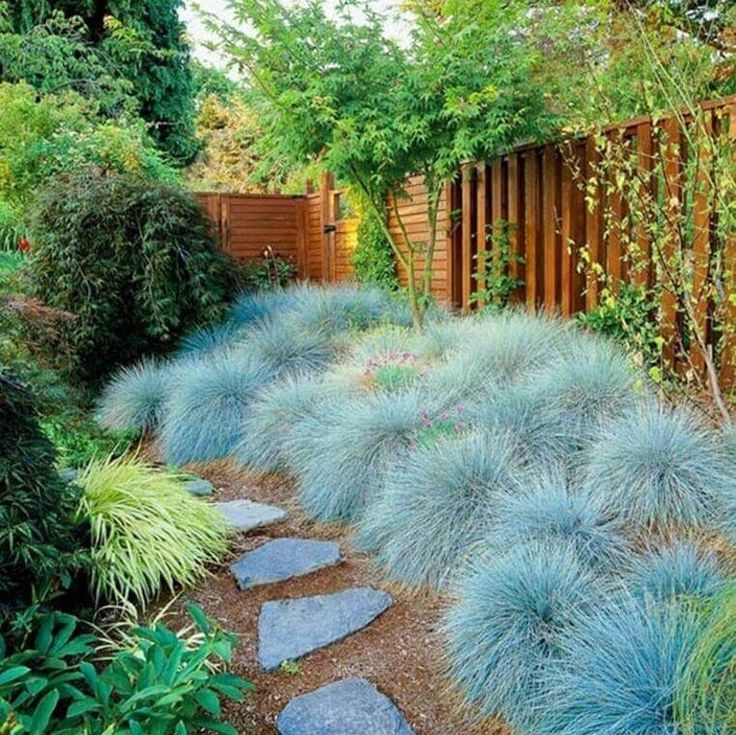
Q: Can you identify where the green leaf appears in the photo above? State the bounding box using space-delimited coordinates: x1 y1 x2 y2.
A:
194 688 221 716
30 688 60 735
0 666 31 687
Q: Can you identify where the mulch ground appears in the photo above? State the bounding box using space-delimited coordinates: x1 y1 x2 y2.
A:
151 460 505 735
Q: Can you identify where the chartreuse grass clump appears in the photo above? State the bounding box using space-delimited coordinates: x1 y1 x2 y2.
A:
583 402 734 529
159 349 273 464
444 541 600 730
76 454 229 608
96 359 170 433
536 596 701 735
488 471 630 570
356 429 522 588
294 389 428 522
675 583 736 735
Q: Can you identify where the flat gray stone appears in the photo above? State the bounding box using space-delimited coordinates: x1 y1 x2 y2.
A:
214 499 287 532
231 538 341 589
183 478 214 497
277 678 414 735
258 588 392 672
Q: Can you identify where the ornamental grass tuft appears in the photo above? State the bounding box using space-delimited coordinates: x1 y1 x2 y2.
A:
247 316 335 376
624 538 726 603
488 471 630 570
159 349 273 464
536 597 701 735
449 309 570 387
177 321 243 357
76 454 229 608
675 583 736 735
525 336 642 452
235 373 325 474
444 540 601 729
96 359 170 433
294 389 427 522
356 428 522 588
583 402 733 529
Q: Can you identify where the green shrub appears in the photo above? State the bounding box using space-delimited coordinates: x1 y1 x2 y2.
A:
27 170 235 382
352 201 398 291
0 604 252 734
238 251 298 290
76 455 230 608
577 284 662 377
0 373 85 621
0 82 178 218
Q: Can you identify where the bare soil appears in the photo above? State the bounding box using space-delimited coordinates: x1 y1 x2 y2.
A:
154 460 505 735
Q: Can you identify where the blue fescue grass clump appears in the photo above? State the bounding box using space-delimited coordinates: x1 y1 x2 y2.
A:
159 349 273 465
624 539 726 603
356 429 523 588
293 283 411 334
524 336 643 451
449 309 570 386
96 359 170 433
488 471 630 570
536 597 701 735
471 389 574 471
229 289 289 326
247 316 335 376
293 389 427 522
444 541 601 730
583 402 734 529
235 373 325 474
177 321 244 357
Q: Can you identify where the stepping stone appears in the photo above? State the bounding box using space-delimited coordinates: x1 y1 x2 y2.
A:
231 538 341 589
258 587 392 672
277 678 414 735
183 478 214 497
214 499 287 532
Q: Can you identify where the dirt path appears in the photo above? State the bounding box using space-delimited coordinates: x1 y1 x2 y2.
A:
157 460 502 734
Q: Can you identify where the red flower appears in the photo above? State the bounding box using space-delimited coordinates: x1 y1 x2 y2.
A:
19 238 31 252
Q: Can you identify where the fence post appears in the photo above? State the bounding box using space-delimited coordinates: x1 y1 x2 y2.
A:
633 122 655 290
524 149 541 310
584 136 604 311
543 145 560 310
661 117 683 372
720 106 736 387
507 152 525 303
690 111 714 375
461 163 475 311
319 172 334 282
475 162 487 308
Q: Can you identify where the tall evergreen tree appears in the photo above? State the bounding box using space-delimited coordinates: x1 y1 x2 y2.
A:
2 0 198 163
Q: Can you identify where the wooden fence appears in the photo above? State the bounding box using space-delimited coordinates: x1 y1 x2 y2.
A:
198 93 736 380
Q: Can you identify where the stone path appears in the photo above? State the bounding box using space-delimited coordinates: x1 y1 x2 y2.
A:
215 497 413 732
277 678 415 735
258 587 392 672
214 498 288 531
231 538 341 589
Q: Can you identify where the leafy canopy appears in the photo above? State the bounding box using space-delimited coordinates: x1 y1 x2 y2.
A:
0 1 199 163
